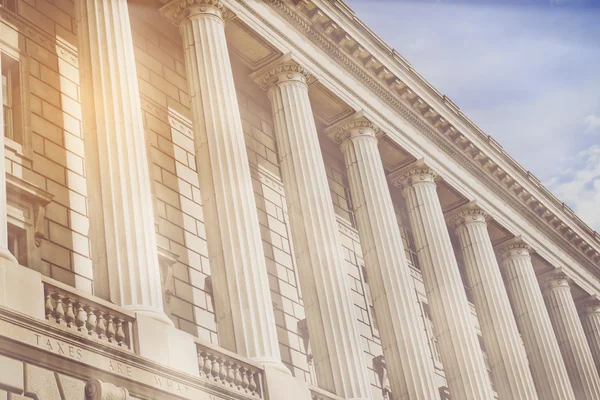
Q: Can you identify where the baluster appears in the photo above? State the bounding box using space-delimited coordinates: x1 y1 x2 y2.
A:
219 359 228 383
114 317 126 347
75 302 87 332
248 370 257 395
44 291 54 320
85 306 97 336
96 311 107 339
233 363 243 389
226 360 235 387
211 355 220 380
106 315 116 343
201 351 212 378
240 366 250 391
54 294 65 324
65 299 75 328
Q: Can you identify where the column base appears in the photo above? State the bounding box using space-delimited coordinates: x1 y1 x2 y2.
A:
0 258 44 319
261 362 312 400
133 313 199 376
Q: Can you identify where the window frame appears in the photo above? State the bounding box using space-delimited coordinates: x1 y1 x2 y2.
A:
1 43 32 159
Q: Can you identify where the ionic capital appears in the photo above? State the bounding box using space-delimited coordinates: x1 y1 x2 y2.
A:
250 54 312 91
160 0 227 25
539 268 572 293
445 200 488 230
495 236 532 262
577 295 600 316
323 111 380 146
387 159 437 190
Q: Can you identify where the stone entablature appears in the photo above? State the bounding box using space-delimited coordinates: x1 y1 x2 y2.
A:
255 0 600 275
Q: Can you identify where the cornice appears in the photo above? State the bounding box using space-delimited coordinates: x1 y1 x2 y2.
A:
258 0 600 274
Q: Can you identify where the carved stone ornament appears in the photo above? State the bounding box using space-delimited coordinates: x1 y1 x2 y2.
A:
578 295 600 316
388 160 437 190
539 269 572 292
324 112 379 145
446 203 488 231
495 237 532 262
250 55 311 91
160 0 226 25
85 379 129 400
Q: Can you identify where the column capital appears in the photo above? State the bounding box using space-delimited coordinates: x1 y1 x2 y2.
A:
323 111 381 145
495 236 532 262
387 158 437 190
445 200 488 230
160 0 228 25
577 295 600 315
250 54 312 91
539 268 572 293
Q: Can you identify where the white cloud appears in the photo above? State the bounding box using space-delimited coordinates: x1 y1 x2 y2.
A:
547 145 600 231
584 114 600 134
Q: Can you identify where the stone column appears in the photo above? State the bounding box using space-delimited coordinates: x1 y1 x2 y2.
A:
324 113 438 400
496 238 575 400
159 0 282 367
251 56 371 399
77 0 197 374
539 269 600 399
447 203 538 399
76 0 166 321
579 296 600 374
389 160 494 400
0 54 16 264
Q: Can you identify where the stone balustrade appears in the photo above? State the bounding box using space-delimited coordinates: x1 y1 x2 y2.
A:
196 339 264 398
309 386 346 400
42 277 135 350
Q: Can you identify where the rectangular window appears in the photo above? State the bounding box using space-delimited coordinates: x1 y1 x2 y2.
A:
7 223 28 267
1 53 22 145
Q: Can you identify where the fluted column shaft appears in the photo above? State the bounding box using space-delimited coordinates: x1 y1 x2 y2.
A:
497 241 575 400
448 205 538 399
540 270 600 399
0 55 17 263
390 163 494 400
326 116 437 400
160 1 281 364
253 60 371 399
580 298 600 374
76 0 165 318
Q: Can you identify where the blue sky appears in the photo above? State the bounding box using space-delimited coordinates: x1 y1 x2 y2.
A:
344 0 600 230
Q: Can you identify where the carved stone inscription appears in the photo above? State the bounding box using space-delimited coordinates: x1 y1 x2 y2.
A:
0 317 225 400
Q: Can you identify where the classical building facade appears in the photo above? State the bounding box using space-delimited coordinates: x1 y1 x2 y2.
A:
0 0 599 399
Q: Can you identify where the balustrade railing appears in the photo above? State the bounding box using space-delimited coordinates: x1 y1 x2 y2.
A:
310 387 345 400
196 339 264 398
42 277 135 350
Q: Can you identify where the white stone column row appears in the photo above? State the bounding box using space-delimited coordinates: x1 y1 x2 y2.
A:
447 203 538 399
252 58 371 399
389 162 495 400
324 114 438 400
539 269 600 399
496 240 576 400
